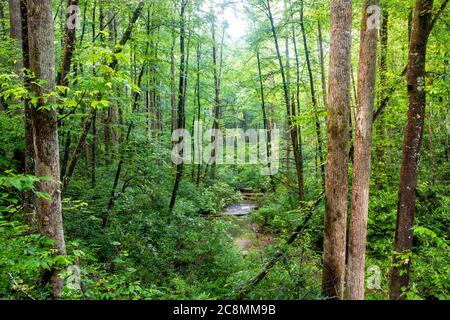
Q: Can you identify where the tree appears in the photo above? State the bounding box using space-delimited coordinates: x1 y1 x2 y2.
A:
169 0 188 212
300 0 324 186
20 0 34 226
389 0 434 300
27 0 66 298
322 0 352 300
347 0 379 300
266 0 304 203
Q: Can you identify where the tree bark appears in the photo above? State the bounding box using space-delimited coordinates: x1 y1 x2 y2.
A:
347 0 379 300
27 0 66 298
389 0 433 300
322 0 352 300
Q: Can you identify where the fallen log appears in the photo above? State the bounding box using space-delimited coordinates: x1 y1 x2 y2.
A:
232 191 324 299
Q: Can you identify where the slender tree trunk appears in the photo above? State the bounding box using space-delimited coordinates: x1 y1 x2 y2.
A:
347 0 379 300
318 20 328 109
300 0 325 186
389 0 433 300
427 107 435 185
171 27 177 136
20 0 34 226
257 51 276 191
266 0 303 202
196 41 202 186
375 9 389 190
58 0 78 86
91 109 97 188
290 4 305 200
63 110 94 190
210 14 222 178
27 0 66 298
322 0 352 300
169 0 187 212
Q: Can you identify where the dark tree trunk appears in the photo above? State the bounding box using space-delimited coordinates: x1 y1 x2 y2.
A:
389 0 434 300
169 0 187 212
195 41 202 186
91 109 97 188
20 0 34 226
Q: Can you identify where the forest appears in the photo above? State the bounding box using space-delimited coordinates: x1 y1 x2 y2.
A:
0 0 448 301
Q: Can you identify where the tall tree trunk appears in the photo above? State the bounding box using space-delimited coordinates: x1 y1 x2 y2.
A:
318 20 328 109
322 0 352 300
375 9 389 190
300 0 325 186
91 109 97 188
170 27 177 136
27 0 66 298
169 0 187 212
257 51 276 191
266 0 303 202
210 14 222 178
389 0 433 300
290 3 305 200
347 0 379 300
20 0 34 226
195 41 202 186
